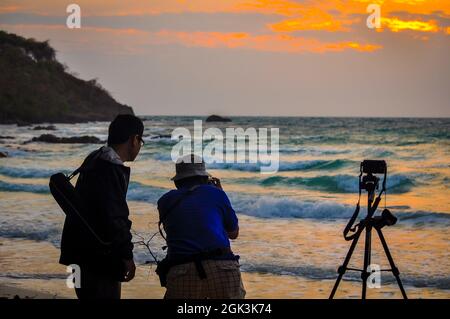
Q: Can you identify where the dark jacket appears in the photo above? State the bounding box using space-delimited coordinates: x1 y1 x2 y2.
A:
59 147 133 277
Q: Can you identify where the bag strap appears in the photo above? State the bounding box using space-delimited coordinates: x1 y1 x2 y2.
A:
343 169 387 241
343 169 362 241
158 185 200 242
67 148 104 180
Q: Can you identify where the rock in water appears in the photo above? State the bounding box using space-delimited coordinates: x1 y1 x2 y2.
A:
150 134 172 139
30 134 104 144
0 151 7 158
33 125 56 130
206 115 232 122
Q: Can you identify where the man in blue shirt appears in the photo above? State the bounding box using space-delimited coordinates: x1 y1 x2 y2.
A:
157 154 245 299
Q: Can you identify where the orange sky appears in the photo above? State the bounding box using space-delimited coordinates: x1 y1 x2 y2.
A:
0 0 449 116
0 0 449 53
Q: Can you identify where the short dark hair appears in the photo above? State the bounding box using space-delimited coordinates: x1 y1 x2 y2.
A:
107 114 144 146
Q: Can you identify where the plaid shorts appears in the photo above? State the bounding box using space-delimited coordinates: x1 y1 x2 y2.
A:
164 259 246 299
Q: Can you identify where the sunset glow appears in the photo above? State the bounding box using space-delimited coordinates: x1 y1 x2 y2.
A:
381 17 439 33
0 0 448 117
0 0 448 54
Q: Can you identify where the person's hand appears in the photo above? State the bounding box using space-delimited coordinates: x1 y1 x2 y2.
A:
210 177 223 190
123 259 136 282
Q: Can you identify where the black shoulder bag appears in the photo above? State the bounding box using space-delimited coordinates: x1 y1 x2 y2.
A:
49 151 112 250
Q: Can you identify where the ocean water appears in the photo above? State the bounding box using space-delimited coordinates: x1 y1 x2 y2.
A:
0 116 449 298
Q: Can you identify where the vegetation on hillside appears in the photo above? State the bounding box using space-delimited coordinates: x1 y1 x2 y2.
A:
0 30 134 124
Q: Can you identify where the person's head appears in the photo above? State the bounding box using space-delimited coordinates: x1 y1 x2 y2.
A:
171 154 210 189
107 114 144 162
174 175 209 189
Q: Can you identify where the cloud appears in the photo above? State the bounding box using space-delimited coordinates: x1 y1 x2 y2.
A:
381 17 439 32
0 6 20 13
0 23 381 54
235 0 450 35
0 12 282 34
4 0 450 17
2 0 449 56
269 15 358 32
234 0 309 16
149 30 381 53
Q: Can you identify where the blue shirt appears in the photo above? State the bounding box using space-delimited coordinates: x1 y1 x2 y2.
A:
157 184 238 260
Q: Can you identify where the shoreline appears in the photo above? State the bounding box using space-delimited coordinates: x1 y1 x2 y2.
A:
0 284 64 299
2 274 449 299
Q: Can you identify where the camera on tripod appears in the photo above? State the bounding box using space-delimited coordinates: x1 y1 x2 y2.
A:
359 160 396 228
329 159 407 299
360 160 384 192
361 159 387 175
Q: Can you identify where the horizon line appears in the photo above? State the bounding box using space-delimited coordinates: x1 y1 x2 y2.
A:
136 114 450 119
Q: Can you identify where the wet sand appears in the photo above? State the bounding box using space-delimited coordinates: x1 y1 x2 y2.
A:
1 237 448 299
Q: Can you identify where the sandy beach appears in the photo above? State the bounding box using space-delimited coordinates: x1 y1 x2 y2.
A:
1 235 449 299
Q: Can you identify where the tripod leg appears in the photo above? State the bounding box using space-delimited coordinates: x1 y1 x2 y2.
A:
375 227 408 299
329 226 364 299
361 224 372 299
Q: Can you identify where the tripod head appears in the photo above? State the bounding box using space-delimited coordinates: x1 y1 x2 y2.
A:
360 160 386 205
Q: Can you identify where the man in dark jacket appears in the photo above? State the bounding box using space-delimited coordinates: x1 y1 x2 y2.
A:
59 114 144 299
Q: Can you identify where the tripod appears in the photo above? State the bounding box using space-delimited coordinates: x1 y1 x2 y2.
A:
329 179 408 299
